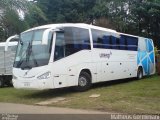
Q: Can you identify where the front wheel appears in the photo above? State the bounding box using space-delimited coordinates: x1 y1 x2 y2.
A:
137 68 143 80
73 72 92 92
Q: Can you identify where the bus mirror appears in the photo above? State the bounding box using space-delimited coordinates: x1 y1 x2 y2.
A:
5 35 19 51
42 29 52 45
42 28 63 45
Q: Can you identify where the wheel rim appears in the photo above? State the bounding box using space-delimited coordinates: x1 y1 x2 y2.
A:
79 76 87 87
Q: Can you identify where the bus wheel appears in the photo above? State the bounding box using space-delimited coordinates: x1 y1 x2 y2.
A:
137 67 143 80
74 71 92 92
0 77 4 88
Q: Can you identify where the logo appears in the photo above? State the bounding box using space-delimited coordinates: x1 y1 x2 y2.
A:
24 70 30 76
99 51 112 59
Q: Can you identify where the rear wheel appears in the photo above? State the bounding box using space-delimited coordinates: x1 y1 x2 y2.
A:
137 67 143 79
0 77 4 88
73 71 92 92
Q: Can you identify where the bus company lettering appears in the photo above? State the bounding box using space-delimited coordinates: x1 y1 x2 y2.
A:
99 51 112 59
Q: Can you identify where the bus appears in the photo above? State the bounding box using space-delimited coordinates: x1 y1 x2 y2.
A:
12 23 155 91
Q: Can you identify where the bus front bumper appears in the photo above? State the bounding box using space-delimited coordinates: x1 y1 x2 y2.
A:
12 78 53 90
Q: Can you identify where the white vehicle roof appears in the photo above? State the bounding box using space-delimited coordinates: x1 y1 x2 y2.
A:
119 32 140 38
21 23 151 40
22 23 117 34
118 32 150 40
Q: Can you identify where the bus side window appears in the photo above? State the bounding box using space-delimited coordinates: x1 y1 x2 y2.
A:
116 37 120 49
64 27 91 57
119 35 126 50
102 35 111 49
54 32 65 61
92 29 103 48
111 36 118 49
126 36 138 51
92 29 111 49
97 37 103 48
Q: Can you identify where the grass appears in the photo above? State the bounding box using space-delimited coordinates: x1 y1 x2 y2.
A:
0 75 160 114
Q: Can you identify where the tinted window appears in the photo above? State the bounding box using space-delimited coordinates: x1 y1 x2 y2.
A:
92 29 125 50
119 35 127 50
92 29 138 51
54 27 91 61
65 27 91 56
103 35 112 49
119 35 138 51
54 32 65 61
126 36 138 51
112 36 119 49
92 29 111 49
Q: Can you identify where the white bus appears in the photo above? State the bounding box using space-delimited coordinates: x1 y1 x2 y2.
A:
12 23 155 91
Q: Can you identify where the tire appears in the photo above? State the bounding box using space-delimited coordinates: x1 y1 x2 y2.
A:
137 67 143 80
6 79 13 87
5 76 13 87
0 78 4 88
73 71 92 92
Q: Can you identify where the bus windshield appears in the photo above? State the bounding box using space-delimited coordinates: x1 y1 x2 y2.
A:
13 29 52 69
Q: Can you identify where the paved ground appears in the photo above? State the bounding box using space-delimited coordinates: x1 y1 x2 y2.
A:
0 103 109 114
0 103 113 120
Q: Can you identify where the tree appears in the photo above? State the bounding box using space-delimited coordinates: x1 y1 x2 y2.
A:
35 0 97 23
129 0 160 47
0 0 46 41
0 0 28 41
103 0 160 48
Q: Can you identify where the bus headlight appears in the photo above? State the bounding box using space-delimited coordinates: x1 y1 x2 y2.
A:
37 71 51 80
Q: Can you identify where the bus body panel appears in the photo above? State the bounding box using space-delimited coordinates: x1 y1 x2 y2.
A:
92 48 137 82
138 37 155 76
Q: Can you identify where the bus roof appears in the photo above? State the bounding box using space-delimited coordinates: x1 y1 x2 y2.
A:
119 32 140 38
21 23 151 40
118 32 151 40
22 23 117 34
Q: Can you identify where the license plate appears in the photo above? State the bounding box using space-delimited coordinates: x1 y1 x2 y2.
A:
24 82 30 87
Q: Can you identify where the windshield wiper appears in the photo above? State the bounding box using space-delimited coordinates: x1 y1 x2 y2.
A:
17 42 32 69
23 41 39 69
17 58 24 68
16 40 25 68
26 42 32 62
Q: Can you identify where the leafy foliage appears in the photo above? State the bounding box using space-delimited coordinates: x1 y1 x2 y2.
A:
0 0 160 48
0 0 46 41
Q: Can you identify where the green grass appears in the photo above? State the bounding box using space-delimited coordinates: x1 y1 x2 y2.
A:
0 75 160 114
